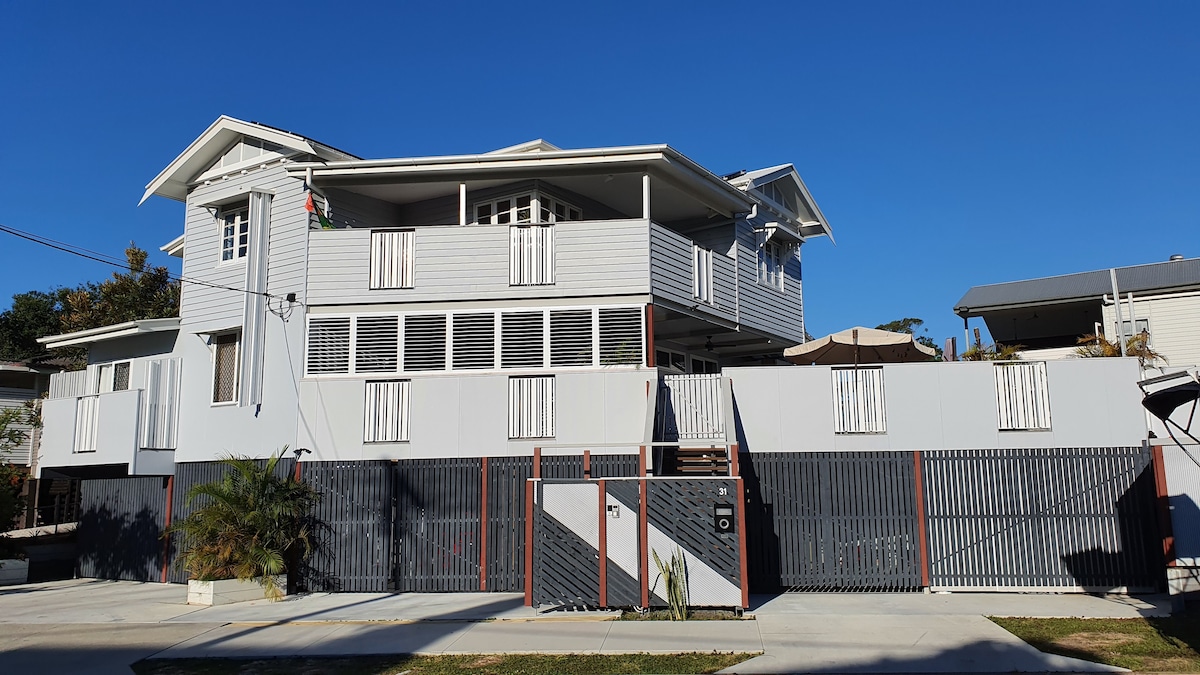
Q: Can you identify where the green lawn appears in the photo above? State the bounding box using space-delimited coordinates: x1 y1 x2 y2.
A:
992 614 1200 672
132 652 754 675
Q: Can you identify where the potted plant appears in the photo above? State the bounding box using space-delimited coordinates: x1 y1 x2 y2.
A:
168 448 317 604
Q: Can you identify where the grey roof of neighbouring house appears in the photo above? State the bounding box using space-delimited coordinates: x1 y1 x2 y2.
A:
955 257 1200 316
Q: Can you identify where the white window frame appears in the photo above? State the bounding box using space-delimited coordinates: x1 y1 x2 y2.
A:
693 245 714 304
655 348 687 372
363 380 411 443
369 229 415 290
474 191 581 226
758 239 785 291
211 331 241 406
1119 318 1151 338
96 360 132 394
219 202 250 263
994 361 1052 431
831 367 887 434
509 375 555 439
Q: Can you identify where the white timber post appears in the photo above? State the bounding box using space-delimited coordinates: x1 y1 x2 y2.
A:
459 183 467 227
642 173 651 221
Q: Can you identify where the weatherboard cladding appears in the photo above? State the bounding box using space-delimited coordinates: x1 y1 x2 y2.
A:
955 258 1200 314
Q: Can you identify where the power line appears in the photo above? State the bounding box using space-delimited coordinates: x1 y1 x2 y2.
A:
0 223 302 305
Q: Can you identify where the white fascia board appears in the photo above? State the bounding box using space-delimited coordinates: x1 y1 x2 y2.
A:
789 171 834 244
140 116 343 205
486 139 563 154
38 318 181 348
160 233 185 258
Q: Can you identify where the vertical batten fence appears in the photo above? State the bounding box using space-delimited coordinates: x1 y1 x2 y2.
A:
658 374 725 441
303 461 395 592
77 476 169 582
922 447 1162 591
394 458 482 591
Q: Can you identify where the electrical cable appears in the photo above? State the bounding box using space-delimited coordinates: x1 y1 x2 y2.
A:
0 223 304 306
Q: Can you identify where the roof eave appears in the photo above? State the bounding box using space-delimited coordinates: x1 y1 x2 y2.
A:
38 318 181 349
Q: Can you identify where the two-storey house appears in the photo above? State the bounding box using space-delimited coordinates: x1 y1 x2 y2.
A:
36 116 831 476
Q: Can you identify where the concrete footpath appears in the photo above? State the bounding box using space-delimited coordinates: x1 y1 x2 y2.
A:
0 579 1171 674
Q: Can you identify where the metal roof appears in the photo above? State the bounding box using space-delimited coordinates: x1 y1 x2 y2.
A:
955 257 1200 316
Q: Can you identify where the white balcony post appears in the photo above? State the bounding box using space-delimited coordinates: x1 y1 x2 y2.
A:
459 183 467 227
642 173 651 220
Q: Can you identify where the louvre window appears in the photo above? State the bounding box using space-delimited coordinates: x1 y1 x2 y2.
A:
369 230 415 289
212 332 241 404
364 380 411 442
502 311 545 368
355 316 399 373
550 309 593 367
306 317 350 375
510 225 554 286
404 314 447 371
831 367 886 434
693 245 713 304
452 313 496 370
598 307 644 365
995 362 1052 431
509 375 555 439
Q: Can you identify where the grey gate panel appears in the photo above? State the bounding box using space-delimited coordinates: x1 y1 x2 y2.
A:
303 461 394 592
394 458 482 592
77 476 168 582
167 457 296 583
923 447 1163 591
646 479 741 606
486 456 532 592
534 480 601 608
604 480 642 607
740 452 921 592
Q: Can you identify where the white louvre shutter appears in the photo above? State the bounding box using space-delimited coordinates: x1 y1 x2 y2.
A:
74 395 99 452
693 245 713 303
501 311 546 368
452 313 496 370
510 225 554 285
364 380 411 442
141 357 181 450
549 309 593 367
403 314 447 371
598 306 644 365
995 362 1052 430
355 316 400 373
370 230 415 289
509 375 554 438
306 316 351 374
832 368 886 434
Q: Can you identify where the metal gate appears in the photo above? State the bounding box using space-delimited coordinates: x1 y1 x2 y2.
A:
740 451 922 592
532 477 745 609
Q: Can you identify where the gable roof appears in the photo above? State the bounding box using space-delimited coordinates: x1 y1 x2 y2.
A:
139 116 358 205
725 163 834 242
486 139 562 154
955 257 1200 316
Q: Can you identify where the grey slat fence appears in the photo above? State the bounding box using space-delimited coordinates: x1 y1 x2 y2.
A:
77 476 169 582
303 460 394 592
486 456 532 592
394 458 481 591
739 451 922 592
922 447 1163 591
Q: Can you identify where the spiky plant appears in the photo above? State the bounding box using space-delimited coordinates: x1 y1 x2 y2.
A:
651 547 689 620
167 448 317 600
1074 332 1165 367
960 342 1025 361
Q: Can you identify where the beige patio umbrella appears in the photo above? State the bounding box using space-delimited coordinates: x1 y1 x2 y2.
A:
784 327 937 366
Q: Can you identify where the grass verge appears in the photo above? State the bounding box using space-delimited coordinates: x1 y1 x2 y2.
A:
991 615 1200 672
132 652 754 675
620 609 747 621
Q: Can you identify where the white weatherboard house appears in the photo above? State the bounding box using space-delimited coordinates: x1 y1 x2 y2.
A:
36 116 831 475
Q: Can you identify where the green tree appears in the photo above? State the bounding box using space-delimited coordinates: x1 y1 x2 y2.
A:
0 402 39 533
875 317 944 360
0 290 69 362
59 245 179 335
167 449 318 600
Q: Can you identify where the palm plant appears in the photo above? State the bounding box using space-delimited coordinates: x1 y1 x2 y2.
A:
960 342 1024 361
1074 332 1165 367
167 448 318 600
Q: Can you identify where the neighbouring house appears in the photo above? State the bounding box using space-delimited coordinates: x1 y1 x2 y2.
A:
30 117 1172 602
954 256 1200 368
0 362 52 469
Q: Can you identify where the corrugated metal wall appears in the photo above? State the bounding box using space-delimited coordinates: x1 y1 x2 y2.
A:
922 447 1162 591
1162 444 1200 565
77 476 169 582
740 451 922 592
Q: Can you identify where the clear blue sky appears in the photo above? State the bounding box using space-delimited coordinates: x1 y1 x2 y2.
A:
3 1 1196 347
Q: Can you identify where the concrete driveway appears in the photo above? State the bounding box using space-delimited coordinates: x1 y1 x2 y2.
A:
0 579 1170 674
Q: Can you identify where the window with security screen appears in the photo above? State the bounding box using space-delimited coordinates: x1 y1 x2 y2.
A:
994 362 1052 430
212 332 240 404
831 367 886 434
